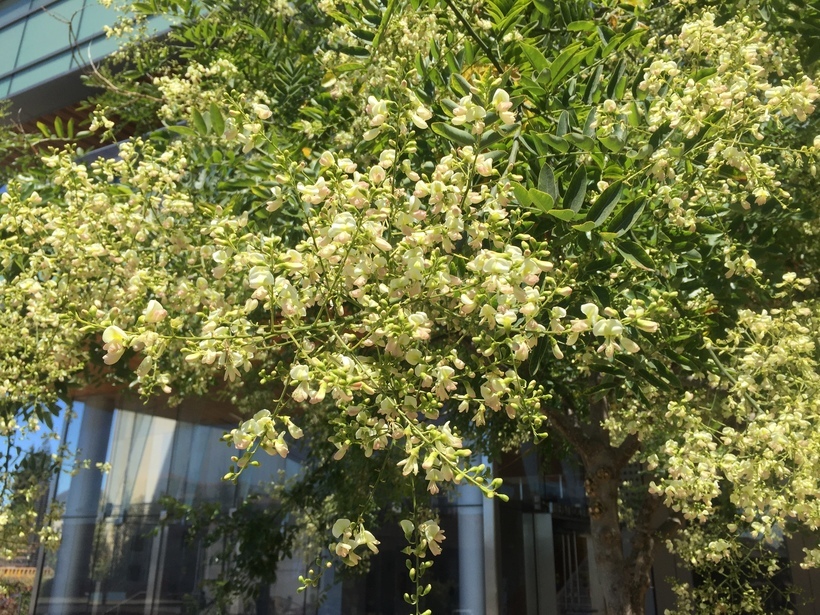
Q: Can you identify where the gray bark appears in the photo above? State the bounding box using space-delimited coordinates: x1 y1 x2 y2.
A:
546 397 655 615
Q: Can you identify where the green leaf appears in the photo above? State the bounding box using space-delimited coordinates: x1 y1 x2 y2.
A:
556 110 571 136
540 133 570 153
649 121 673 150
535 68 552 86
559 1 573 25
441 98 458 112
250 185 270 199
371 0 397 51
132 2 154 13
588 380 620 399
586 180 623 226
807 40 820 66
512 182 531 207
479 130 505 148
36 121 51 138
352 28 375 42
602 32 622 56
652 361 682 389
563 166 587 212
564 133 595 151
451 73 473 96
54 116 64 139
583 107 597 137
528 188 555 213
192 108 208 135
210 103 224 136
335 61 367 73
520 42 548 71
600 123 627 152
567 20 595 31
599 134 624 152
547 208 576 221
617 240 655 270
165 125 197 137
626 101 642 127
590 361 624 376
430 122 474 147
607 197 646 236
547 42 585 86
617 27 646 51
336 45 370 57
606 58 627 99
583 65 604 104
637 369 671 392
537 164 557 200
572 220 597 231
497 122 520 137
696 222 723 235
528 338 551 376
693 67 717 82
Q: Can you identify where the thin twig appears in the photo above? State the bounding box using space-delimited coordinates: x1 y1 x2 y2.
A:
442 0 504 75
87 56 163 103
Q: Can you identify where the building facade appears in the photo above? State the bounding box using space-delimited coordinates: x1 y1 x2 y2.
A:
29 395 602 615
0 0 118 121
23 394 820 615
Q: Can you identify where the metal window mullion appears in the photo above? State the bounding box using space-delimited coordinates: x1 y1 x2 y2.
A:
6 0 32 93
0 30 106 81
0 0 68 32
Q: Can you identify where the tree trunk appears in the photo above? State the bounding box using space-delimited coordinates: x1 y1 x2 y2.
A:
545 399 656 615
585 454 651 615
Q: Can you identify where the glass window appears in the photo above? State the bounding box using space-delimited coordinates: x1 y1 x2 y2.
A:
0 20 25 77
0 0 32 26
7 52 72 92
74 0 112 41
15 0 84 67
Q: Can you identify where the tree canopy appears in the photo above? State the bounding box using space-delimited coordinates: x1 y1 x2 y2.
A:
2 0 820 613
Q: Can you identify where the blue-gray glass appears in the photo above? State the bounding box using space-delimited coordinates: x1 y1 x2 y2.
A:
0 20 25 77
0 0 33 26
15 0 84 67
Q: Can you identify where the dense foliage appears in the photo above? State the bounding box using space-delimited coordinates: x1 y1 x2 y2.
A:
2 0 820 612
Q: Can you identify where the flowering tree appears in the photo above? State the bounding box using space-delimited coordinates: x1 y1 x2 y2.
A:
2 0 820 612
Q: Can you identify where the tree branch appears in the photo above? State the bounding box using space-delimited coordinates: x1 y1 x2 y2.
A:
588 394 610 442
614 433 641 469
543 404 595 462
442 0 504 75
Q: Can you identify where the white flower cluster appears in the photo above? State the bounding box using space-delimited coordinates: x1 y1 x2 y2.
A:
329 518 380 566
649 302 820 547
563 303 657 359
153 59 244 121
318 4 447 100
227 409 303 462
639 12 817 210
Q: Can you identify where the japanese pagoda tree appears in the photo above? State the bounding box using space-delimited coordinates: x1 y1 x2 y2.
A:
2 0 820 612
